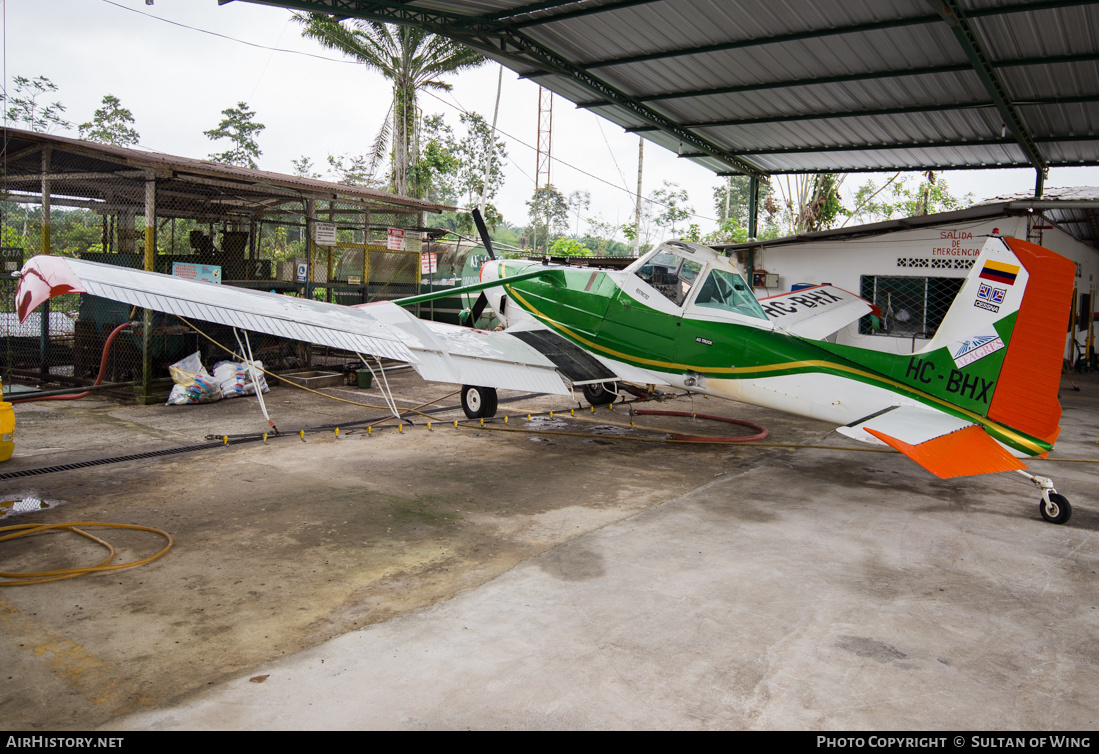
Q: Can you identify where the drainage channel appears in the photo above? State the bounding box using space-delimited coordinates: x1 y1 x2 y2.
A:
0 393 547 481
0 437 262 480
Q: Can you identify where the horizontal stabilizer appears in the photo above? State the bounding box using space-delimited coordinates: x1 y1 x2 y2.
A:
837 405 972 446
837 404 1026 478
758 285 877 340
866 425 1028 479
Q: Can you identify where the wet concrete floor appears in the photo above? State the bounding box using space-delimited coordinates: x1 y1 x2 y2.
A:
1 369 1096 730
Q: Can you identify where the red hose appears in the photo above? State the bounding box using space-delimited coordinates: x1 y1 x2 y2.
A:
633 409 769 443
10 322 134 403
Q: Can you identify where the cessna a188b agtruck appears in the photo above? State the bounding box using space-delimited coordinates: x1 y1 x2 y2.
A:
14 230 1077 523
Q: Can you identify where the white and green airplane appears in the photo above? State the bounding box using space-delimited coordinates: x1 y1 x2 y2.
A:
14 226 1077 523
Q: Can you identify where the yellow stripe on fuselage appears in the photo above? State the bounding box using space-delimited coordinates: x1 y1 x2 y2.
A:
502 279 1048 455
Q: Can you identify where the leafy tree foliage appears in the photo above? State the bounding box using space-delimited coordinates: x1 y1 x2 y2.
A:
2 75 70 133
549 237 593 257
847 172 973 225
291 156 322 179
651 180 694 237
567 190 590 237
204 102 265 169
526 185 569 252
78 94 139 146
295 14 484 197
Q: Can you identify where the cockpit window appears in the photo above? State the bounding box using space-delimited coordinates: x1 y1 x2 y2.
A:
638 255 703 307
692 269 769 320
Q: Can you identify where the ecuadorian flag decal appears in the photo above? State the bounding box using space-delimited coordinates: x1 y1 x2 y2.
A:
979 259 1021 286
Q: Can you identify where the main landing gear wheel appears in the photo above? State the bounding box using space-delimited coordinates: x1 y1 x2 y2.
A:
461 385 498 419
1040 493 1072 525
583 382 617 406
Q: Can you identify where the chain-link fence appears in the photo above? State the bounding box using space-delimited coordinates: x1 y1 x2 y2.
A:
1 130 441 401
858 274 965 339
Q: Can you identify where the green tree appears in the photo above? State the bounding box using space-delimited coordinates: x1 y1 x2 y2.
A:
567 190 590 237
412 114 460 204
651 180 693 237
550 237 593 257
527 185 569 253
325 153 378 186
204 102 265 169
295 14 484 197
847 172 973 225
713 175 774 227
291 156 321 179
2 75 70 133
774 173 847 235
78 94 139 146
449 112 508 207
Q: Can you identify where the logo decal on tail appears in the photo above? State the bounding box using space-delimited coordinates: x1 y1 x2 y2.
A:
951 333 1005 368
974 282 1007 312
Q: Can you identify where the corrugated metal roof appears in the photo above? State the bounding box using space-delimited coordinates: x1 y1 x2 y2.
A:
0 128 453 215
712 189 1099 249
238 0 1099 180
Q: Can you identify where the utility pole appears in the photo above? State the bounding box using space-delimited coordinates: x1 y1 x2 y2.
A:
478 64 504 216
536 88 553 252
632 137 643 257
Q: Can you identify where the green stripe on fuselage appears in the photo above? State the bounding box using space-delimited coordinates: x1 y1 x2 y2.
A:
500 263 1049 455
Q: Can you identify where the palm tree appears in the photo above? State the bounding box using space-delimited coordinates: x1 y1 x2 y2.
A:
296 14 484 197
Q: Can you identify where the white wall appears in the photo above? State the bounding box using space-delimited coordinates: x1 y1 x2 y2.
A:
749 214 1098 354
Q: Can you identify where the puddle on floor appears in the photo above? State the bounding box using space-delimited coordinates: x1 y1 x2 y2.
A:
0 495 61 519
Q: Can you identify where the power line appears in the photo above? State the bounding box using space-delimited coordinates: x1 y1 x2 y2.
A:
99 0 356 65
98 0 720 224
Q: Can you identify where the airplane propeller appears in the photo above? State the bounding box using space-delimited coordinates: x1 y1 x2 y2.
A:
463 208 495 327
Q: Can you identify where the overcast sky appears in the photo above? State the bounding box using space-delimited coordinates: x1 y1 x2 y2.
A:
4 0 1098 238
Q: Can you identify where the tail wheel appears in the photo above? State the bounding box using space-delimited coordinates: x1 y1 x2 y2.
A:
1040 493 1072 525
461 385 498 419
583 382 617 406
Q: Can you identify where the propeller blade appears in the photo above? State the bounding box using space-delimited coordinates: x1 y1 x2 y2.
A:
470 292 489 325
472 208 496 260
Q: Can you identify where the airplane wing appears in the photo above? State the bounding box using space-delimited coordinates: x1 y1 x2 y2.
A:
14 255 578 396
758 285 878 340
836 405 1027 478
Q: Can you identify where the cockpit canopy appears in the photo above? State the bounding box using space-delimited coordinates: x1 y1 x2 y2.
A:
626 241 768 321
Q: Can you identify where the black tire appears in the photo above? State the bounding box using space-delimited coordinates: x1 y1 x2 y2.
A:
583 382 617 406
461 385 498 419
1040 493 1072 525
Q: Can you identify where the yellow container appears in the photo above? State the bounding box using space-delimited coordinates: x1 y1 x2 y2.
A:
0 401 12 463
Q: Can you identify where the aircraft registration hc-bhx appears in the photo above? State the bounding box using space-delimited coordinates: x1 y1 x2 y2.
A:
14 229 1077 524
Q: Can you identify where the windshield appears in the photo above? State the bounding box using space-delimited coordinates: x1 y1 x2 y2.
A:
692 269 768 320
638 254 703 307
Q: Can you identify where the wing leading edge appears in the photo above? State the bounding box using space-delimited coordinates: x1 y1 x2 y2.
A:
15 255 577 396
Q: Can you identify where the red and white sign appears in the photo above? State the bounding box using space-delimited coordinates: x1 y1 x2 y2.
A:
387 227 422 252
421 253 437 275
387 228 408 250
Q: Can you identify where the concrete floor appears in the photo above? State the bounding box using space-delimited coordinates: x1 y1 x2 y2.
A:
1 369 1096 730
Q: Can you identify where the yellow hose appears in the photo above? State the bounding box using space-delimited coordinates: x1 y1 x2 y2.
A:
0 522 173 587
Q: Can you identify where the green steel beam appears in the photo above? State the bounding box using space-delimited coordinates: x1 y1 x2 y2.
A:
574 52 1099 108
496 0 663 28
926 0 1046 171
625 94 1099 132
